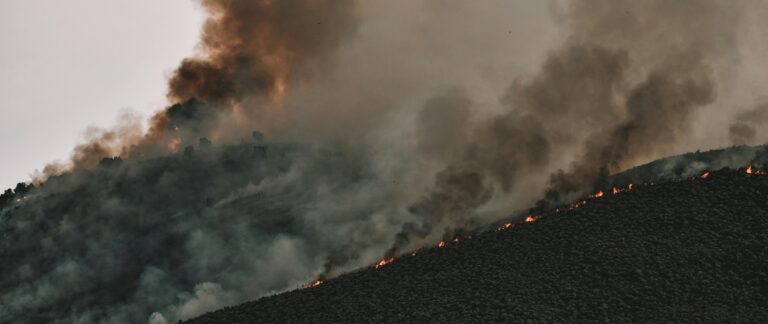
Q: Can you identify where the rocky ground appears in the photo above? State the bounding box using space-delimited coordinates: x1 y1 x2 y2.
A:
186 167 768 323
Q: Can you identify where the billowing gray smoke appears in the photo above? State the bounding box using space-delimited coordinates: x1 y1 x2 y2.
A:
730 101 768 145
2 0 767 323
390 0 742 254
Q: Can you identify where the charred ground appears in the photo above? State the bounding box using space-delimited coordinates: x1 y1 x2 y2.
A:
187 168 768 323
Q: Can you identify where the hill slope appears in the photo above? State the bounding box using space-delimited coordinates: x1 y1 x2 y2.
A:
187 168 768 323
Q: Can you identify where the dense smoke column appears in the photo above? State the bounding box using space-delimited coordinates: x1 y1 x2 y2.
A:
542 0 734 202
395 0 740 251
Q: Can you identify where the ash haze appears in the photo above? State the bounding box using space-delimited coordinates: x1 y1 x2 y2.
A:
3 1 768 323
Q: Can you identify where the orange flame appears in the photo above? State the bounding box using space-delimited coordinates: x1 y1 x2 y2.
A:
452 237 460 244
374 257 395 269
612 187 620 195
700 172 710 179
569 200 588 210
438 241 446 248
497 222 513 231
744 165 766 175
591 191 604 198
303 280 322 289
525 215 538 223
628 183 634 190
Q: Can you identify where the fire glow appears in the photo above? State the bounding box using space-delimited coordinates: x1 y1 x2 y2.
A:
374 257 395 269
746 165 767 175
497 222 514 231
361 170 768 283
303 280 322 289
569 200 588 210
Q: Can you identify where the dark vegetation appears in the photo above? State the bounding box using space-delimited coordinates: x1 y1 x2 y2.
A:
2 144 768 323
0 138 306 323
0 182 33 211
187 167 768 323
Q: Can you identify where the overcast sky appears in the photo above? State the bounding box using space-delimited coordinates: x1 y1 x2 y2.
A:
0 0 203 190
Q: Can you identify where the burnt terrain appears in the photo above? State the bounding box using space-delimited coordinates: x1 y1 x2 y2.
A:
187 168 768 323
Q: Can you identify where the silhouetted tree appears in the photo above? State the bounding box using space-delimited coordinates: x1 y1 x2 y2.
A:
14 182 32 195
98 157 123 168
0 188 13 209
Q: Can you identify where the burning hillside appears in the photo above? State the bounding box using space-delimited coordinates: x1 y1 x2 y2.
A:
3 0 768 323
185 167 768 323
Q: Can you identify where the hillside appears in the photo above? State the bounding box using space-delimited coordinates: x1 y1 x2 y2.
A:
187 167 768 323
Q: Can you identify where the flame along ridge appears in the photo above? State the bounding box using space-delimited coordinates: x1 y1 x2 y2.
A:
302 165 767 289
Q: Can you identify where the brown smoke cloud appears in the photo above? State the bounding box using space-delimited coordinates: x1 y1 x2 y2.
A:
168 0 357 104
61 0 359 167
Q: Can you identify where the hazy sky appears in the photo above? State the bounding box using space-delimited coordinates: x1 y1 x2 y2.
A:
0 0 203 190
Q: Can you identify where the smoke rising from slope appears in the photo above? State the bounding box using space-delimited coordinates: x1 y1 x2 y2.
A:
390 0 742 253
3 1 768 323
541 0 733 201
729 101 768 145
62 0 359 166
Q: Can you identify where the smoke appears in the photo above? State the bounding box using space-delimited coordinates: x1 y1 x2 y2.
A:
388 0 741 252
3 0 768 323
729 101 768 145
69 0 359 164
539 0 734 202
168 0 356 103
415 89 472 161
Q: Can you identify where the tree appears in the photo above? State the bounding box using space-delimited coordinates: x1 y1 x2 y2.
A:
99 157 123 168
14 182 32 195
0 188 13 209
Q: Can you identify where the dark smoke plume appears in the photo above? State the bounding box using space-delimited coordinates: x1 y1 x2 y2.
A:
729 102 768 145
541 0 733 202
390 0 741 253
168 0 357 104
